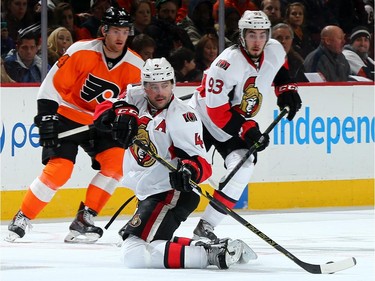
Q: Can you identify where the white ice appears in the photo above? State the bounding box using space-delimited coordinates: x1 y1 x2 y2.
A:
1 207 374 281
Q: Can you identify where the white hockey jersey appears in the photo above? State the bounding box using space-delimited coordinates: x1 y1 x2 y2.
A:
189 39 286 142
122 85 210 200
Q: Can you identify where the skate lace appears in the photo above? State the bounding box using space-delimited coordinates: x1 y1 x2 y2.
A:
83 209 95 225
14 212 33 231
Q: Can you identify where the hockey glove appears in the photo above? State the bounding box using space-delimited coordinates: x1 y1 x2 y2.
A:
240 120 269 152
276 84 302 121
111 101 139 149
34 114 59 148
169 160 200 192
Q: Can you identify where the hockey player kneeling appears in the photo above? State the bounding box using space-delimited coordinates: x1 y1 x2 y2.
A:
94 58 253 269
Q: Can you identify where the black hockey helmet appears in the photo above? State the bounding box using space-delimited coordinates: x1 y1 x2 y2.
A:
101 6 132 28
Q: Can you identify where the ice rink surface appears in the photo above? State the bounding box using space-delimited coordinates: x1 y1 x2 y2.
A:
1 207 374 281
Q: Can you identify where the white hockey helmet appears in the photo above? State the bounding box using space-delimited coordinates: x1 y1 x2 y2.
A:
238 10 271 48
142 57 175 84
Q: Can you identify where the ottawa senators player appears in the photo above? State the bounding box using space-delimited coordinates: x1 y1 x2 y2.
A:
94 58 255 269
5 7 144 243
189 11 302 242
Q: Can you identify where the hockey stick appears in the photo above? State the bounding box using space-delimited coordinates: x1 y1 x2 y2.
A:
218 107 289 190
132 138 357 274
104 195 136 230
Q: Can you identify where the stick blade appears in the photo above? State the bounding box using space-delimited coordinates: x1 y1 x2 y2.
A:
319 257 357 274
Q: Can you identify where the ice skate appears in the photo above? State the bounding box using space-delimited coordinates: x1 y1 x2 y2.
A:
5 210 32 242
193 219 219 242
204 239 243 269
64 202 103 243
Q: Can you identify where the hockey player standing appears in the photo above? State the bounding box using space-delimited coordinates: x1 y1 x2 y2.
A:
94 58 254 269
189 11 302 241
6 7 144 243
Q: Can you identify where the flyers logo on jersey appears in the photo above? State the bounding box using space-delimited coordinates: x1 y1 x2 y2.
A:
183 112 197 122
81 74 120 103
216 59 230 70
239 76 262 118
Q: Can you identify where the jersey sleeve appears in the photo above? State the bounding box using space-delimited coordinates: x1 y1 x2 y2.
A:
168 101 212 183
204 57 246 137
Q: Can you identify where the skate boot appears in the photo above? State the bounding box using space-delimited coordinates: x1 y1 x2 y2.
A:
205 239 243 269
193 219 219 242
5 210 32 242
64 202 103 243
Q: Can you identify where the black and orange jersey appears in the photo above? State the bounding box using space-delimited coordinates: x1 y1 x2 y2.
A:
38 38 144 125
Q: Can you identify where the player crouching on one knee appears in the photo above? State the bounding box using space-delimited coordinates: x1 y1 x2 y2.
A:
94 58 253 269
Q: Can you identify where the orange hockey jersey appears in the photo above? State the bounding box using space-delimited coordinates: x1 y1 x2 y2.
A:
37 38 144 125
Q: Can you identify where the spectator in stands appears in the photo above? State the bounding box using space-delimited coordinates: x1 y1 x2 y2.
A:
178 0 216 46
4 25 50 82
1 57 15 83
130 0 152 35
261 0 282 26
47 27 73 66
53 2 91 42
284 2 315 59
213 0 258 22
272 23 307 82
304 25 350 82
80 0 111 38
1 0 35 41
1 21 15 58
169 47 202 82
194 33 219 74
130 33 155 61
343 26 374 81
214 6 241 47
144 0 194 59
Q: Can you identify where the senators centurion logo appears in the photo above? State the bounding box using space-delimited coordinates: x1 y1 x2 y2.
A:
238 76 262 118
130 123 157 167
129 214 142 228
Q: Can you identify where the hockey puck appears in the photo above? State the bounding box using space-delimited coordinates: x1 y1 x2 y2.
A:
326 261 335 274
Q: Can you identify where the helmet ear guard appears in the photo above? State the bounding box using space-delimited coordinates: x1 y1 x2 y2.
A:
238 10 271 48
142 57 175 85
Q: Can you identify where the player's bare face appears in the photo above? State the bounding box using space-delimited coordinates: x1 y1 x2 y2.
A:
144 81 173 109
244 30 268 58
103 26 130 57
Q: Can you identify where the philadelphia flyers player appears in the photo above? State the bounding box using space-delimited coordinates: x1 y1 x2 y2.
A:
94 58 254 269
189 11 302 242
5 7 143 243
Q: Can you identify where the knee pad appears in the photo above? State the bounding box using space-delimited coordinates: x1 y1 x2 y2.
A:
40 158 74 189
224 149 255 184
95 147 125 180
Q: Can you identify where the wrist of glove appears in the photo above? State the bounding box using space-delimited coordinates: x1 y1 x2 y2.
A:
34 114 59 148
111 101 139 149
240 121 269 152
276 84 302 121
169 159 200 192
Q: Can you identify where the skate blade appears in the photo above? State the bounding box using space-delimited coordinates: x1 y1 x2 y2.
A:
238 240 258 263
226 240 243 266
4 232 21 242
64 230 100 244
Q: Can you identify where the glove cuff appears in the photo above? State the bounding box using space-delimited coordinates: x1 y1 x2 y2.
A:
181 159 201 182
112 101 139 117
275 83 298 97
239 120 257 140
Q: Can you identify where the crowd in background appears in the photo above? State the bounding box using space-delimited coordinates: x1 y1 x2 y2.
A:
1 0 374 83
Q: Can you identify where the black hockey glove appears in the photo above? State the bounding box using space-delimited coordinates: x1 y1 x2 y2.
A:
276 84 302 121
240 120 269 152
111 101 139 149
169 160 199 192
34 114 59 148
